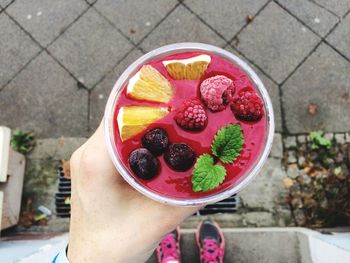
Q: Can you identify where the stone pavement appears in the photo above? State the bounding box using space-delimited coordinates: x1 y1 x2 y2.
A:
1 0 350 229
1 0 350 136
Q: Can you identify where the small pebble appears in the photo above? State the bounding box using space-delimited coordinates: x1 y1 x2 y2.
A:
98 94 104 99
145 21 151 26
314 17 320 24
27 14 32 19
37 11 42 16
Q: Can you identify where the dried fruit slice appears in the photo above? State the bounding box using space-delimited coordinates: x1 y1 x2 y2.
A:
117 106 169 141
127 65 173 103
163 54 211 80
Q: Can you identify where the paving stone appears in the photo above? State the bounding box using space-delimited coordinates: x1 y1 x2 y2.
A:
282 44 350 133
29 137 87 160
0 52 88 137
0 13 40 88
324 132 334 141
284 136 297 148
0 0 12 8
48 8 133 89
297 135 307 144
95 0 177 43
270 133 283 158
6 0 88 47
313 0 350 17
327 13 350 60
89 49 143 131
276 0 339 37
139 5 226 52
288 150 297 163
298 156 306 167
225 46 282 131
239 158 288 212
233 2 319 84
184 0 268 40
346 133 350 143
287 164 299 179
334 133 345 144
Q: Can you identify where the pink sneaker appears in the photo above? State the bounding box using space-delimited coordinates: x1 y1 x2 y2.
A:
156 226 181 263
196 220 225 263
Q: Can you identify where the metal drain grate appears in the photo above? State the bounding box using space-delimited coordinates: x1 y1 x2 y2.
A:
55 165 239 217
197 194 239 215
55 166 71 218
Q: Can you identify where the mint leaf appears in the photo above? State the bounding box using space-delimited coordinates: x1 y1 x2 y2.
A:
192 154 226 192
211 124 244 164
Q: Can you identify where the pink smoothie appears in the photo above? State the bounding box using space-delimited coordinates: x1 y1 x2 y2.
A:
113 52 267 200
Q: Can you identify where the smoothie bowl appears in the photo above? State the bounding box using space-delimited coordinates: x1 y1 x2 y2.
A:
104 43 274 206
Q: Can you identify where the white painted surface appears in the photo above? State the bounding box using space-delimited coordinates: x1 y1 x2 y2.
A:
0 234 68 263
0 126 11 183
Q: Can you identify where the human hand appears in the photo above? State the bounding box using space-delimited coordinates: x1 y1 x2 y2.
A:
67 122 200 263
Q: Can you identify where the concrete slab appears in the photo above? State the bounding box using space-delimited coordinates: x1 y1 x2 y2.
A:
6 0 88 47
23 158 58 210
282 44 350 133
89 49 143 131
184 0 268 41
313 0 350 17
233 2 320 84
28 137 87 160
0 52 89 137
239 158 288 212
95 0 178 43
0 0 12 8
224 46 282 132
48 8 133 89
139 5 226 52
276 0 339 37
0 13 40 89
327 13 350 60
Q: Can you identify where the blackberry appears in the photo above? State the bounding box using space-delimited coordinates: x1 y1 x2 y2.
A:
142 128 169 156
164 143 196 171
129 148 159 180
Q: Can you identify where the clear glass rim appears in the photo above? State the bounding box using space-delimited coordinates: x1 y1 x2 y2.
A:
104 42 275 206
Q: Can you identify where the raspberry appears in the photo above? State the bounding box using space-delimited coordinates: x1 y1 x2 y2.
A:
142 128 169 156
129 148 159 179
231 89 264 121
164 143 196 171
200 75 235 112
174 98 207 131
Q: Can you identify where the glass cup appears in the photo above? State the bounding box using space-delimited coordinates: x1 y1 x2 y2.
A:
104 43 275 206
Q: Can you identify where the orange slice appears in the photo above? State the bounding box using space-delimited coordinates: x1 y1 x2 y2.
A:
117 106 169 141
163 54 211 80
127 65 174 103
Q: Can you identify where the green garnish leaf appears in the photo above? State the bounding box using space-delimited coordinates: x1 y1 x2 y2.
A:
192 154 226 192
211 124 244 164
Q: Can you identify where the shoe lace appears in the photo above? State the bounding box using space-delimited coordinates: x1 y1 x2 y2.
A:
201 239 224 263
159 234 179 261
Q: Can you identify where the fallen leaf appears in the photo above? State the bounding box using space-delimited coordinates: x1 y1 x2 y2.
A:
61 160 71 179
308 103 317 115
129 28 136 34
